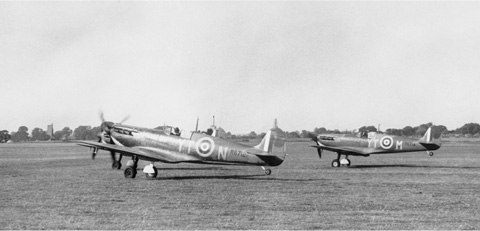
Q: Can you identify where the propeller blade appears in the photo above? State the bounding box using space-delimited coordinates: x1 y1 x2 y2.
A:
99 110 105 123
120 114 130 124
317 148 322 159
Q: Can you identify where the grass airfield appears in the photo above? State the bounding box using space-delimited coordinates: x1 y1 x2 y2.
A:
1 140 479 229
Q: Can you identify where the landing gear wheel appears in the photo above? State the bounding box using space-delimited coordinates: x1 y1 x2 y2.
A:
112 161 122 170
264 169 272 175
429 152 434 156
145 166 158 179
124 166 137 178
332 160 340 168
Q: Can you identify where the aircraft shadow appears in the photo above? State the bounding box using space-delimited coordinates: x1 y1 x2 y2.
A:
348 164 480 169
155 174 326 182
155 167 227 171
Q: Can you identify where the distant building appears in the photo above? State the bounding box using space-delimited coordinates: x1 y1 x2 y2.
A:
46 124 54 139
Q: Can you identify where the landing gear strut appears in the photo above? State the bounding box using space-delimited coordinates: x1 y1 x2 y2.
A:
91 148 98 160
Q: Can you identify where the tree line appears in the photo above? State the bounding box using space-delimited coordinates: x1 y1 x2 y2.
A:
280 123 476 139
2 122 480 143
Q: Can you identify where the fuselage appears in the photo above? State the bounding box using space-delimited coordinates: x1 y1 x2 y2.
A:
108 124 284 166
317 132 441 154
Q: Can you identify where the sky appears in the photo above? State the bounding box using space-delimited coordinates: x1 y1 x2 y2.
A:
1 1 480 134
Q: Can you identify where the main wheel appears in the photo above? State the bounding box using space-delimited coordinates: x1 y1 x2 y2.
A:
145 166 158 179
112 161 122 170
264 169 272 175
429 152 434 156
331 160 340 168
124 166 137 178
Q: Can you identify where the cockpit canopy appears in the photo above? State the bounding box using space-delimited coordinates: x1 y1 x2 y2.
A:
154 125 192 139
155 125 177 135
357 131 378 138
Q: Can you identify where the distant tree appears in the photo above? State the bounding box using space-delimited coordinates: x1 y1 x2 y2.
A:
455 123 480 135
31 127 50 141
301 130 310 138
358 126 377 133
73 126 91 140
313 127 327 134
331 129 341 134
249 131 257 139
10 126 29 142
258 132 266 139
385 128 402 136
402 126 414 137
53 131 62 140
86 126 101 140
53 127 73 140
430 125 447 139
287 131 300 138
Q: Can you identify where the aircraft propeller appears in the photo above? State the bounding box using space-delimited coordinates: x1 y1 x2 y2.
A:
308 133 322 159
93 111 129 161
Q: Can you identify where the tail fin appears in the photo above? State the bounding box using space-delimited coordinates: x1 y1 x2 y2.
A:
254 127 287 155
419 126 442 150
419 127 433 143
251 126 287 166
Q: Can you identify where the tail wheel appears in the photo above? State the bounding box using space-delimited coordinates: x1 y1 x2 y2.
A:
124 166 137 178
264 169 272 175
112 161 122 170
429 152 434 156
331 160 340 168
145 166 158 179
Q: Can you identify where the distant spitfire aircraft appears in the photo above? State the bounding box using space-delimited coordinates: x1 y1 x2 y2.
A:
77 116 287 179
311 127 441 167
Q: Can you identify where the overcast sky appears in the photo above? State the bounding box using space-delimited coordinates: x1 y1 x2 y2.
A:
1 1 480 134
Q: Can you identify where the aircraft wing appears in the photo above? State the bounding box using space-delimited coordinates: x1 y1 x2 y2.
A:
77 140 202 163
311 145 370 156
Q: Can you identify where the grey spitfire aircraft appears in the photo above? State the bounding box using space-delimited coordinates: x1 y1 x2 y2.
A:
77 119 287 179
311 127 441 167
